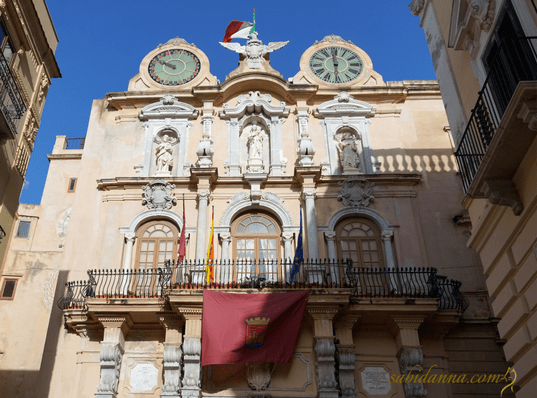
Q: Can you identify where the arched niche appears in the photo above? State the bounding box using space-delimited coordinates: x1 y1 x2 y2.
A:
219 91 290 177
137 94 198 177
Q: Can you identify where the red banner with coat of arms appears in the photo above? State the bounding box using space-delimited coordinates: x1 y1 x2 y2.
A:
201 289 310 366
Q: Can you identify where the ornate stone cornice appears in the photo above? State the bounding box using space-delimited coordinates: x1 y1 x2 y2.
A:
408 0 425 16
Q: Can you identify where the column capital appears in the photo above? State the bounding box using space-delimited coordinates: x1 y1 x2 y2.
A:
219 233 231 243
307 307 339 320
281 232 294 242
96 314 133 332
124 233 136 243
381 230 394 240
196 189 211 202
324 231 336 241
302 188 317 200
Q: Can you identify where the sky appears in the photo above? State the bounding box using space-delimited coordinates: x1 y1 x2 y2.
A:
19 0 437 204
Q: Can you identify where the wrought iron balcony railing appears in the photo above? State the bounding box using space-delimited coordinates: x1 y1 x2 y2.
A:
455 36 537 193
65 137 85 150
0 52 26 136
57 260 468 312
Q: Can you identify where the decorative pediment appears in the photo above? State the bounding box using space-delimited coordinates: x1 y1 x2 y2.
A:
315 92 375 118
448 0 496 59
220 91 290 119
139 94 198 120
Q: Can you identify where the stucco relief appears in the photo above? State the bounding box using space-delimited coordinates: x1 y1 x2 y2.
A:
337 178 375 207
57 207 71 240
142 180 177 210
448 0 496 59
220 35 288 70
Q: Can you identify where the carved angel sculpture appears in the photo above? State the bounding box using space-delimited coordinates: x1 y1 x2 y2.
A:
220 39 289 69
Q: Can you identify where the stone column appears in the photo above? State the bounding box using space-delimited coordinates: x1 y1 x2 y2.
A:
95 316 132 398
381 230 395 269
219 233 232 283
308 307 340 398
324 232 338 284
389 316 427 398
160 316 184 398
334 316 361 398
195 190 210 260
121 234 137 294
282 232 294 280
303 188 319 260
178 308 203 398
122 234 136 270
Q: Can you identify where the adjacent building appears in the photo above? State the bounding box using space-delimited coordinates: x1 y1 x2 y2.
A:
0 0 60 272
409 0 537 397
0 32 514 398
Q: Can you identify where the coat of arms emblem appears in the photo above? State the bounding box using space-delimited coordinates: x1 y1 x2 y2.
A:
245 317 270 349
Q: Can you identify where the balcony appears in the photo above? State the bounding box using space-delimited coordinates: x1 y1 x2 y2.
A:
454 36 537 215
0 52 26 141
57 259 469 312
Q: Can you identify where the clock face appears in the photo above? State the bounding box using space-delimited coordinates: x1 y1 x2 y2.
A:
148 49 201 86
309 46 364 84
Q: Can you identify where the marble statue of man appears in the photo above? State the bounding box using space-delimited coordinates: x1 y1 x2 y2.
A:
337 133 360 169
247 123 264 160
156 135 174 172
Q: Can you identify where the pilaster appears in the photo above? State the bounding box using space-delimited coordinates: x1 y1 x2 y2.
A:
308 307 340 398
334 315 361 398
389 316 427 398
177 308 203 398
95 315 132 398
159 316 184 398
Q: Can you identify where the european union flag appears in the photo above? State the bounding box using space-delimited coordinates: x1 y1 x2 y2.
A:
289 208 303 284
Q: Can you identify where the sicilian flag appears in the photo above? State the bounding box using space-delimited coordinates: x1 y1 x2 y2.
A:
177 194 186 264
201 289 310 365
222 20 253 42
205 207 215 284
289 207 304 284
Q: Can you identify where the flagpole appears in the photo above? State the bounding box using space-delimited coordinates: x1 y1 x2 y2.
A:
253 7 256 33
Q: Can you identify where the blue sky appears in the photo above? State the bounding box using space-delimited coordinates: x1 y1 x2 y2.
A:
20 0 436 204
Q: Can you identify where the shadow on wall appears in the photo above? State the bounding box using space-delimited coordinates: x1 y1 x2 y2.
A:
373 148 458 174
0 270 69 397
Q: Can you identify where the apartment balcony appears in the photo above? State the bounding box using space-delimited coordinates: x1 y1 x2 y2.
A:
0 52 26 141
57 259 469 313
454 36 537 215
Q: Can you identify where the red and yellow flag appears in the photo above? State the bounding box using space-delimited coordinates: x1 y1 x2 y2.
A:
205 207 215 283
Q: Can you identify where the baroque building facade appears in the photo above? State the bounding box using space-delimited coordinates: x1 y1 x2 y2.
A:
409 0 537 396
0 33 514 397
0 0 60 268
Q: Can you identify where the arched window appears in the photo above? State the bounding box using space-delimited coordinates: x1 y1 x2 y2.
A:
135 221 178 270
232 212 281 282
233 213 281 260
336 218 384 268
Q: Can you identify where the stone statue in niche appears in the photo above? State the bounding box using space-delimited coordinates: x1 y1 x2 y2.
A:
246 121 266 173
155 134 176 175
248 123 264 159
336 131 360 172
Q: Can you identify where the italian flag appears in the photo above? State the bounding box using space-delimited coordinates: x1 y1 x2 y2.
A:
223 20 254 42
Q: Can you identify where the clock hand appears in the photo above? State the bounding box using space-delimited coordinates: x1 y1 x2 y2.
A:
331 48 339 78
158 60 177 70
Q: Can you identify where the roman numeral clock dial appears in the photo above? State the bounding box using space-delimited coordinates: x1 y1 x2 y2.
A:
148 49 201 86
308 46 363 84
